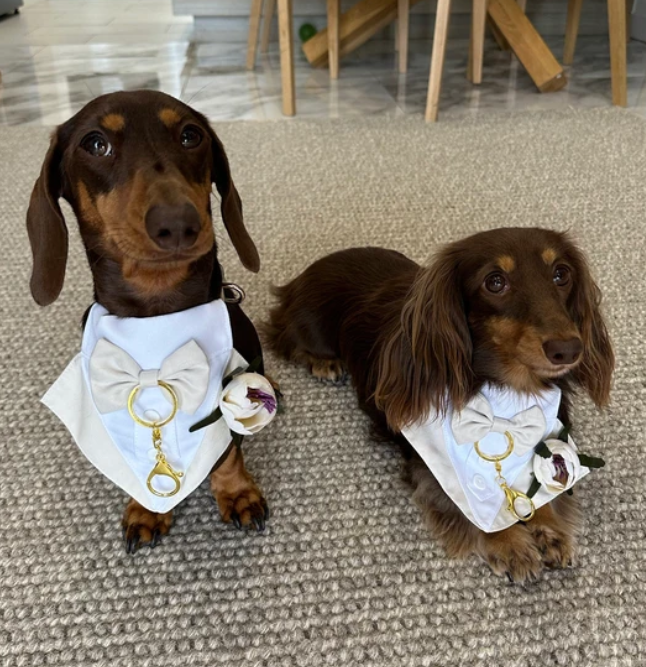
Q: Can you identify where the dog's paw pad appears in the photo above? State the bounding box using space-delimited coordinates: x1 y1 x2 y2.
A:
121 501 173 554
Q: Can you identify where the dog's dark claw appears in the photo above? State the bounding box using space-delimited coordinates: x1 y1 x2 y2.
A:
252 516 265 532
506 573 514 583
263 503 270 520
126 536 138 554
231 512 242 530
150 529 161 548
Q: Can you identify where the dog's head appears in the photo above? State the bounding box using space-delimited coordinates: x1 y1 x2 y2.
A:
27 90 259 306
376 228 614 430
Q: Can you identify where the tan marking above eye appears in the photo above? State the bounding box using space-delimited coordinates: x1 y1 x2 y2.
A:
542 248 557 264
100 113 125 132
159 108 182 127
496 255 515 273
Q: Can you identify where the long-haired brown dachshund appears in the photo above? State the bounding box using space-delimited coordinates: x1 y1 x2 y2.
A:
265 229 613 581
27 90 269 553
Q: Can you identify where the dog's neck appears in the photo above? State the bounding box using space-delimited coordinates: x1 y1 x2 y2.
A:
86 245 223 318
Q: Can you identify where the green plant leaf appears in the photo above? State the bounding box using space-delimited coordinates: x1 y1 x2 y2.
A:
246 356 263 373
535 441 552 458
578 454 606 469
527 476 542 499
189 407 222 433
558 424 571 443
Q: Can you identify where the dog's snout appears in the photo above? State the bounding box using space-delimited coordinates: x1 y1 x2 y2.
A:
145 203 201 251
542 338 583 366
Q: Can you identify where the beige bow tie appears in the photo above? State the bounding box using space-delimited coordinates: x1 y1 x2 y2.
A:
451 394 546 456
89 338 210 415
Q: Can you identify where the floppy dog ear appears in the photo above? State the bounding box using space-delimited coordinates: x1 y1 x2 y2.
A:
568 247 614 408
374 246 474 432
208 129 260 273
26 132 68 306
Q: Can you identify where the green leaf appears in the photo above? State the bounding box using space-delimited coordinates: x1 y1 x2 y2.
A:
578 454 606 469
558 424 571 443
246 356 263 373
526 476 542 499
189 407 222 433
535 441 552 459
221 357 263 386
222 366 245 385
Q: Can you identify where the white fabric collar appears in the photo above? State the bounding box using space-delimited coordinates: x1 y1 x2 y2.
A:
43 300 241 513
402 384 589 533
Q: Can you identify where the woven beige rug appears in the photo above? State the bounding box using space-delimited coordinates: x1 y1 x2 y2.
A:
1 109 644 667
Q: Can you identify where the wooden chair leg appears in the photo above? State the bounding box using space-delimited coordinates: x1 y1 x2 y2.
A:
247 0 264 70
261 0 276 53
425 0 452 122
398 0 410 73
608 0 628 106
468 0 487 83
328 0 340 79
277 0 295 115
563 0 584 65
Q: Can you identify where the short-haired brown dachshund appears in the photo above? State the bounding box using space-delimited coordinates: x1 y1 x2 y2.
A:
265 229 613 582
27 90 269 553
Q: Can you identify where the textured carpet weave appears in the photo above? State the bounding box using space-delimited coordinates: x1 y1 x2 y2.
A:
1 109 645 667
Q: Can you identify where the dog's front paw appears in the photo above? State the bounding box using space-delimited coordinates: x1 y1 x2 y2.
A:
528 523 575 569
526 500 580 569
478 524 543 583
308 357 347 384
121 499 173 554
214 482 269 531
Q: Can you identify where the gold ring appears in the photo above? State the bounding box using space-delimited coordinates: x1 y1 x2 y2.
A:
127 380 178 427
473 431 514 463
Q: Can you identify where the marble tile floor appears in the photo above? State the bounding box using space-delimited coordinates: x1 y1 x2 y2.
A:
0 0 645 125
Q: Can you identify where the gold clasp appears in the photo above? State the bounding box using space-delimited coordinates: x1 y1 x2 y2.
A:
474 430 536 523
146 452 184 497
128 382 184 498
501 484 535 522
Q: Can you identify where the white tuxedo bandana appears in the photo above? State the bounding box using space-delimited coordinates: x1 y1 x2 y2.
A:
43 300 246 514
402 385 590 533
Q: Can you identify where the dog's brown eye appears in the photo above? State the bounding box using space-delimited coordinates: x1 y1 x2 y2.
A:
484 273 508 294
181 126 203 149
81 132 113 157
553 265 571 286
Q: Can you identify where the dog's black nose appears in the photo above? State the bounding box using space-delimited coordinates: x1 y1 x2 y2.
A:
145 204 201 251
542 338 583 365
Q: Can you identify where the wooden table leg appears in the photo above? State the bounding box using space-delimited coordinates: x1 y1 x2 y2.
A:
398 0 409 73
261 0 276 53
468 0 487 83
277 0 295 116
563 0 583 65
608 0 628 106
328 0 340 79
425 0 452 122
247 0 264 70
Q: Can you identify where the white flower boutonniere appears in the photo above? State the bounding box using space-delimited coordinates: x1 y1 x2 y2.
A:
189 357 280 444
220 373 277 435
533 439 582 493
527 426 605 499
